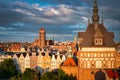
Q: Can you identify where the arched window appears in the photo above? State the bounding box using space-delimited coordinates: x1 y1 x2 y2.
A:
96 61 102 68
87 61 90 68
108 61 111 68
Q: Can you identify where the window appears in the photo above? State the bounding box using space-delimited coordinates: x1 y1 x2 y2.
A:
108 61 111 68
87 61 90 68
94 38 103 45
96 61 102 68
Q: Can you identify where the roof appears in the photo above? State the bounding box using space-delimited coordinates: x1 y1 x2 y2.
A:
40 28 45 31
78 32 85 38
78 24 116 47
62 58 77 66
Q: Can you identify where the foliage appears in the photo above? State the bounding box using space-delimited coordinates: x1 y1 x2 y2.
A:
58 69 66 80
41 69 76 80
41 72 58 80
21 68 41 80
0 59 18 79
0 59 76 80
63 74 76 80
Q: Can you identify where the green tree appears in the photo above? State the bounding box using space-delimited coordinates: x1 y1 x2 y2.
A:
0 59 18 79
58 69 76 80
63 74 76 80
58 69 66 80
21 68 37 80
41 72 58 80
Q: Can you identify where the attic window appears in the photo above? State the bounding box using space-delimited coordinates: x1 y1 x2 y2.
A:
94 38 103 45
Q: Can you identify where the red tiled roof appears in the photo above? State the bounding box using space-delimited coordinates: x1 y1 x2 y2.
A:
62 58 76 66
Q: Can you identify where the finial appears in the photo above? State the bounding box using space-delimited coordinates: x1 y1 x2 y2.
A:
92 0 99 23
101 10 104 24
88 8 90 24
94 0 97 7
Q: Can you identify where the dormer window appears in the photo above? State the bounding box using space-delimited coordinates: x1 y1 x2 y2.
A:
94 38 103 45
94 27 104 46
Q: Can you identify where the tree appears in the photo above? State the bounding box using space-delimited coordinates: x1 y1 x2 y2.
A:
0 59 18 79
40 69 76 80
58 69 66 80
41 71 60 80
21 68 39 80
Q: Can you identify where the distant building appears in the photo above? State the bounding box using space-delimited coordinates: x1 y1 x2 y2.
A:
18 53 26 72
8 43 21 52
30 52 37 69
39 28 46 48
33 28 54 48
0 55 11 63
12 48 66 73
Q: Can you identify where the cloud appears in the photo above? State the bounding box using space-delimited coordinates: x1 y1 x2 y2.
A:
0 0 120 42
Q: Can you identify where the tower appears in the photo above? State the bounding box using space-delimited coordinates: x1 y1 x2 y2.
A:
39 28 46 48
78 0 116 80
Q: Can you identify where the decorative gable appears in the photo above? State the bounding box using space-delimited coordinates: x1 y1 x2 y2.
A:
94 28 104 46
94 28 104 38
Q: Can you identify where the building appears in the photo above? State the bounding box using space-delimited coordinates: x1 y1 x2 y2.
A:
39 28 46 48
51 52 66 70
0 55 11 63
61 57 78 79
30 52 37 69
24 53 30 69
8 43 21 52
77 0 117 80
18 53 26 72
33 28 54 48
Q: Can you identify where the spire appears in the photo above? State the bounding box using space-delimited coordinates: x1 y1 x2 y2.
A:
52 34 54 41
88 8 90 24
101 11 103 24
74 34 77 45
92 0 99 24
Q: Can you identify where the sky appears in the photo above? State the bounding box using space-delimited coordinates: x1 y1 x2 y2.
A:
0 0 120 42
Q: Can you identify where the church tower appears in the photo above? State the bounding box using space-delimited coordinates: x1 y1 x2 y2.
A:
39 28 46 48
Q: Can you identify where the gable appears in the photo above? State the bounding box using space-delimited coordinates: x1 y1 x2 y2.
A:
94 28 104 38
62 58 76 66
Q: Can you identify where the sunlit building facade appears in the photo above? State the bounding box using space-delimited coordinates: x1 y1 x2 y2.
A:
77 0 117 80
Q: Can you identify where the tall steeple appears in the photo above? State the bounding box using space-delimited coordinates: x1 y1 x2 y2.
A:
92 0 99 24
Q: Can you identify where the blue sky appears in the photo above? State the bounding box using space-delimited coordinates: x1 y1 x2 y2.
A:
0 0 120 42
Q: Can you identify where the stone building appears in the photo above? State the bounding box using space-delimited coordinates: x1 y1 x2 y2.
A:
77 0 117 80
33 28 54 48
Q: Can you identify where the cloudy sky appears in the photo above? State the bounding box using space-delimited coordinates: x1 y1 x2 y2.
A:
0 0 120 42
